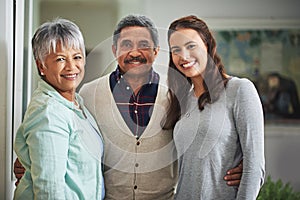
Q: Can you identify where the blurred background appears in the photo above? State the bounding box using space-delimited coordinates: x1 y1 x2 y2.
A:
1 0 300 198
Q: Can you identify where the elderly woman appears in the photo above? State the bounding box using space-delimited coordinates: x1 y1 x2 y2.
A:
13 18 105 199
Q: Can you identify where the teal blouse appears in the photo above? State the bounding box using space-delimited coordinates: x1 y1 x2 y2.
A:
14 79 105 200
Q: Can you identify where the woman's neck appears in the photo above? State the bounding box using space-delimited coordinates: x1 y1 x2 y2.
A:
191 76 205 97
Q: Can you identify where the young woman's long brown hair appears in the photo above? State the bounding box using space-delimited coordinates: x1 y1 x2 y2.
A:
163 15 229 130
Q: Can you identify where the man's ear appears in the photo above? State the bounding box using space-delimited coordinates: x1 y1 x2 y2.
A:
112 45 117 58
153 46 160 57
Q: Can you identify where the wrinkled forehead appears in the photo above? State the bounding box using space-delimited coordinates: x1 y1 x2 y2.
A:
118 26 153 43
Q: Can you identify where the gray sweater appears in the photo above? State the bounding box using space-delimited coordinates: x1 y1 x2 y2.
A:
174 77 265 200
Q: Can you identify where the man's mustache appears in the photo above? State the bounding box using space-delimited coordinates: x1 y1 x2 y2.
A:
124 57 147 64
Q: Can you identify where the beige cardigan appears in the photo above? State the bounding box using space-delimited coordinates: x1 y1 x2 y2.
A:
79 74 178 200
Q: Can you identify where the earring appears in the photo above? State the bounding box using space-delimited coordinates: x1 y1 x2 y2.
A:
41 72 44 76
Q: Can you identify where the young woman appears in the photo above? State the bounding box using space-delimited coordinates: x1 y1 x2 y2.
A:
164 15 265 199
13 18 105 199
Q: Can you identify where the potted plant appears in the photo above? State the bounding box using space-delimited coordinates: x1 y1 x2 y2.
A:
257 175 300 200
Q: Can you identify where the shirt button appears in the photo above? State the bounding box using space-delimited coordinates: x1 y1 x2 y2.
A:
186 113 190 118
126 86 130 90
135 163 139 167
136 141 140 145
134 185 137 190
134 110 138 114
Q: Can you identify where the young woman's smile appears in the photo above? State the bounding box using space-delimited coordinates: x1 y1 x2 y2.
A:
169 28 207 79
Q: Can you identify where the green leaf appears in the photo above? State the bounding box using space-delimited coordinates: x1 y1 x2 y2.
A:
258 175 300 200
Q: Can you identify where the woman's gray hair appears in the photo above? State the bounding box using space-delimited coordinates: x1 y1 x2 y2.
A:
32 18 85 67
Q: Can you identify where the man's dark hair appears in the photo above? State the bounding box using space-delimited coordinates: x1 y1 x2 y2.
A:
112 14 159 48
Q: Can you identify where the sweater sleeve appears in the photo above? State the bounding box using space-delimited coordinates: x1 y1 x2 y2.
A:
233 79 265 200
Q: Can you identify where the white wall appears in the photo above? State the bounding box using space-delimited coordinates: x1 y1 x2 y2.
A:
39 1 118 51
265 125 300 191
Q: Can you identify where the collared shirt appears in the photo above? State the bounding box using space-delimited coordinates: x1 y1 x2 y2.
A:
14 79 105 200
109 66 159 138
